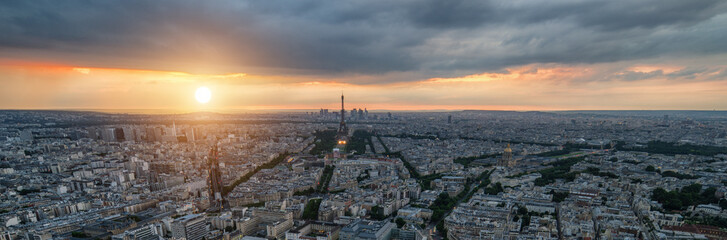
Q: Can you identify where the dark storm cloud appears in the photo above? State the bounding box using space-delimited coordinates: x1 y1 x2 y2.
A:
404 0 714 30
405 0 496 28
1 0 726 81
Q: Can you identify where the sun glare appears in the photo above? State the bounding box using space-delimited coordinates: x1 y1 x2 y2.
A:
195 87 211 103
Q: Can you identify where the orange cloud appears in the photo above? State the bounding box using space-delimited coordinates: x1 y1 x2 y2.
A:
72 68 91 74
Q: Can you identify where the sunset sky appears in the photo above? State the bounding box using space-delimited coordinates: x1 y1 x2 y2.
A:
2 0 727 112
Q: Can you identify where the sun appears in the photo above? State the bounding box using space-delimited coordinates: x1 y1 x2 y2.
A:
195 87 211 103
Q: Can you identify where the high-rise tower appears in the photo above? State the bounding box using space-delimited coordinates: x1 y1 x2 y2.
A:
337 94 348 139
207 145 224 208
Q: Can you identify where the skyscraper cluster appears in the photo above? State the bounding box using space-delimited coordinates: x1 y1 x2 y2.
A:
349 108 368 120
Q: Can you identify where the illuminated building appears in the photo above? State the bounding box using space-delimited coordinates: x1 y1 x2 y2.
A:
337 94 348 140
336 94 349 152
498 144 515 167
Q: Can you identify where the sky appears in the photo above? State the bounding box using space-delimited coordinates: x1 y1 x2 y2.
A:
1 0 727 112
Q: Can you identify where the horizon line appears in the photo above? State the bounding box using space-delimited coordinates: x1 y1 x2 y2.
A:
1 108 726 115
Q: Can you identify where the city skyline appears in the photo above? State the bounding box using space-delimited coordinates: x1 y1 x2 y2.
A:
3 2 727 238
5 2 727 239
2 1 727 111
2 109 727 240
